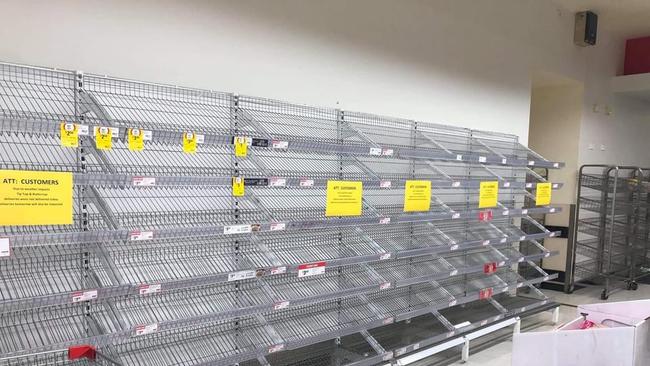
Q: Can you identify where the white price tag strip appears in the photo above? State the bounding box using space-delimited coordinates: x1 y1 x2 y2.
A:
380 282 392 290
269 177 287 187
77 124 89 136
369 147 382 156
139 284 162 295
135 323 159 336
228 270 256 282
269 222 286 231
456 154 463 161
273 300 290 310
132 177 156 186
272 140 289 149
452 213 461 219
379 253 392 260
270 266 287 275
299 179 314 187
130 230 154 241
298 261 326 278
478 156 487 163
380 180 392 188
223 224 252 235
382 148 394 156
196 134 205 144
268 344 285 354
72 290 98 303
379 217 391 224
0 237 10 257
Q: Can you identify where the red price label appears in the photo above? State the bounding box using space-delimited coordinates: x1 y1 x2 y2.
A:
479 287 494 299
483 262 498 274
478 210 494 222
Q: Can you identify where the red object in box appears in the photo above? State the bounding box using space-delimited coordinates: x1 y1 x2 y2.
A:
624 36 650 75
68 345 96 360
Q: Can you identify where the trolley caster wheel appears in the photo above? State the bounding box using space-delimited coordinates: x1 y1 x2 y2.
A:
627 281 639 291
600 290 609 300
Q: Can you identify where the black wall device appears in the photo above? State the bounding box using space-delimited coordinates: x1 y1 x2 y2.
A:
574 11 598 47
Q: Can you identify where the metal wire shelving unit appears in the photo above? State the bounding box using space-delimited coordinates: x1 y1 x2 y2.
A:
0 61 563 365
567 165 650 299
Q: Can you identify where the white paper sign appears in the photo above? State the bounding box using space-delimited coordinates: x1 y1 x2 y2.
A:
139 284 162 295
228 270 256 282
223 224 252 235
0 238 10 257
132 177 156 186
130 230 154 241
72 290 98 303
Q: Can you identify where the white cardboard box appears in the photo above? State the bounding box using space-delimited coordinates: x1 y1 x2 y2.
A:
512 300 650 366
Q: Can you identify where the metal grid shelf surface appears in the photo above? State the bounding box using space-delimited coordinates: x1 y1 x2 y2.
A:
0 61 563 365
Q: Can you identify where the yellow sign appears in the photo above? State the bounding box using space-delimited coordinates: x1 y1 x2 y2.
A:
479 181 499 208
0 170 73 226
235 136 248 157
183 132 197 154
325 180 362 217
232 177 245 197
403 180 432 212
60 123 79 148
94 127 113 150
128 128 144 152
536 182 552 206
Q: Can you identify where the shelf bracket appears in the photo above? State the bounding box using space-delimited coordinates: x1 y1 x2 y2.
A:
431 310 455 331
416 131 454 155
487 298 508 314
237 109 274 140
360 330 387 355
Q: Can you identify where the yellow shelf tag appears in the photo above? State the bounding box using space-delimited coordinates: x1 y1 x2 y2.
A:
235 136 248 157
325 180 362 217
94 127 113 150
536 182 552 206
183 132 197 154
403 180 432 212
0 170 73 226
232 177 245 197
479 181 499 208
60 123 79 148
128 128 145 152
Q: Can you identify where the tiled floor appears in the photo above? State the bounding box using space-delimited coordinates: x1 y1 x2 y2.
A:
450 283 650 365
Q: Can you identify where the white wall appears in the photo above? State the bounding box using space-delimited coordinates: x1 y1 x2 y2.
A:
0 0 648 165
0 0 589 145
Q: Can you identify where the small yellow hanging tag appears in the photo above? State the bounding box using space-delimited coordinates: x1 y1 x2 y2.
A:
60 122 79 148
232 177 245 196
128 128 145 152
536 182 552 206
95 126 113 150
235 136 248 157
183 132 197 154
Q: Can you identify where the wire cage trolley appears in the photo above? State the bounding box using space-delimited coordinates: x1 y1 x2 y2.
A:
567 165 650 300
0 62 564 365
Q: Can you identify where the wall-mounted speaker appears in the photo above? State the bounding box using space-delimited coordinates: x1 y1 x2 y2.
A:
574 11 598 47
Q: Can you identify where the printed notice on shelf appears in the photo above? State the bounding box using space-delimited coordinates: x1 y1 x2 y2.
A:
0 237 9 257
72 290 98 303
135 323 159 336
403 180 431 212
478 181 499 208
183 132 197 154
60 123 79 147
232 177 245 197
223 224 252 235
535 182 552 206
128 128 145 151
228 270 256 282
325 180 362 217
139 284 162 295
298 261 326 278
132 177 156 187
0 170 73 226
130 230 154 241
234 136 248 157
94 126 113 150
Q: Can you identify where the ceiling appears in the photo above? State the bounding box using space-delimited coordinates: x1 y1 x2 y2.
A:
553 0 650 38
